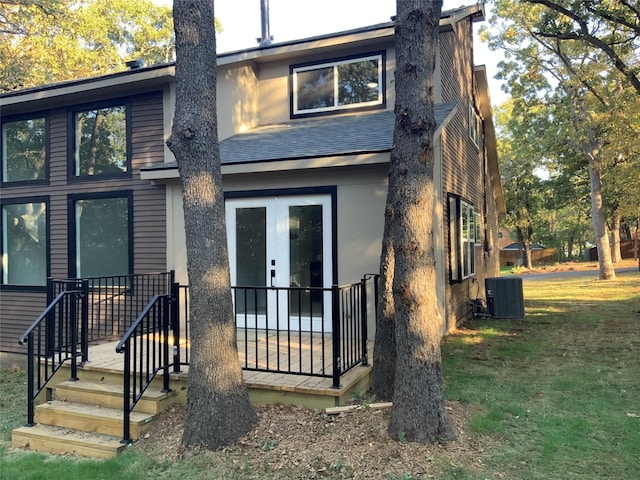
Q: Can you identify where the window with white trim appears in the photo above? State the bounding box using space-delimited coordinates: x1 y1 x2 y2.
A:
469 103 481 148
291 53 384 116
449 195 477 281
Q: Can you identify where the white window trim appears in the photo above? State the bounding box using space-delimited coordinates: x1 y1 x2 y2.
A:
449 195 477 282
469 102 481 148
292 53 384 116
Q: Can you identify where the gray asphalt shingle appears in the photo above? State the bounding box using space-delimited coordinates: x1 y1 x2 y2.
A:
219 103 456 164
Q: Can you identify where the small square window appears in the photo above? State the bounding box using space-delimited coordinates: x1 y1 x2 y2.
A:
292 53 385 116
1 116 47 183
72 103 130 178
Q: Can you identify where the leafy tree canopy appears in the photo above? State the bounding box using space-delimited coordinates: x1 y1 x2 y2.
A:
0 0 175 91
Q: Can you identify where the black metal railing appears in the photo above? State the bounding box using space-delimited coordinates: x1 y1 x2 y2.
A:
171 283 190 372
19 271 378 442
50 272 174 343
115 294 172 444
171 276 376 388
18 288 87 426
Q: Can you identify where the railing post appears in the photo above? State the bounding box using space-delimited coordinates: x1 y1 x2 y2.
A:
171 282 181 373
121 342 131 444
80 280 89 362
69 291 78 381
26 337 35 426
360 277 369 366
331 284 341 389
45 278 55 358
162 296 171 393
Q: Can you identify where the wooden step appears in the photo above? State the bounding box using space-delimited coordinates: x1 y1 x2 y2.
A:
35 400 154 440
55 380 176 414
12 424 127 458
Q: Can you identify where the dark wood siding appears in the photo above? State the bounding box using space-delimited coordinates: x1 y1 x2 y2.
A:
1 91 167 354
0 291 47 351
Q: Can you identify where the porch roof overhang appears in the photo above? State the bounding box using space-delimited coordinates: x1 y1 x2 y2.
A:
141 103 457 181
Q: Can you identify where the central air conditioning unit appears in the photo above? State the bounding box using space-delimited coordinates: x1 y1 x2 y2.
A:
485 277 525 319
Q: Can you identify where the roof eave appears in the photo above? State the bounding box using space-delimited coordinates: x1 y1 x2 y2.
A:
475 65 507 219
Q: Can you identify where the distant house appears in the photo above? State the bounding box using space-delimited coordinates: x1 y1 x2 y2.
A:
500 243 558 267
0 3 505 361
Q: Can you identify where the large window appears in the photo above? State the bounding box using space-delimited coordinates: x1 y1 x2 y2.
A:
449 195 477 282
70 193 132 278
291 53 384 116
1 200 48 286
72 102 130 178
1 116 47 183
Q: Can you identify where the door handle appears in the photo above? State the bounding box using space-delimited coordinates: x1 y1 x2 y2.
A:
270 259 276 287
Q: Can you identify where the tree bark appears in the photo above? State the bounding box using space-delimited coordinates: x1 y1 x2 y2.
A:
371 204 396 401
386 0 454 444
589 161 616 279
168 0 257 449
610 211 622 263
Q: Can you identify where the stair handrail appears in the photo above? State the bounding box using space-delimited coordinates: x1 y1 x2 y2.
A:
115 293 172 444
18 288 85 426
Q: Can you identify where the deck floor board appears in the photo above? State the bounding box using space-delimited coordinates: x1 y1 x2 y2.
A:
81 333 372 396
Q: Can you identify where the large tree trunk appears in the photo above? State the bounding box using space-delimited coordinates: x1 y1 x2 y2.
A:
386 0 454 444
610 210 622 263
168 0 257 449
589 161 616 279
371 204 396 401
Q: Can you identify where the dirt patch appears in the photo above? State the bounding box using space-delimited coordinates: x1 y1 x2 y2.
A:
514 258 637 274
135 401 491 479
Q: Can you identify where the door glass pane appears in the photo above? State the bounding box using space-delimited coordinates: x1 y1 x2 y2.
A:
289 205 323 317
235 207 266 314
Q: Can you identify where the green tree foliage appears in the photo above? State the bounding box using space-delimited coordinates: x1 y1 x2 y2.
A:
484 0 639 274
495 100 549 267
0 0 174 91
524 0 640 94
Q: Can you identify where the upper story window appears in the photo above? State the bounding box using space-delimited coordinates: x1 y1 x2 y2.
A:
469 103 481 148
71 101 131 178
291 52 385 117
1 115 47 184
1 199 48 286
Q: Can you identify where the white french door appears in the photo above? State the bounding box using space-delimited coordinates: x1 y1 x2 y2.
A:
225 194 333 332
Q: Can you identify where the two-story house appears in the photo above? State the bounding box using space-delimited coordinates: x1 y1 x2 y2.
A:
0 3 505 365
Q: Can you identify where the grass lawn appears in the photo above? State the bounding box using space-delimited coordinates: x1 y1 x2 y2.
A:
1 267 638 479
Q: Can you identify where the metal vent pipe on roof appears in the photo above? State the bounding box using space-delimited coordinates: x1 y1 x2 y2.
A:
126 59 145 70
258 0 273 47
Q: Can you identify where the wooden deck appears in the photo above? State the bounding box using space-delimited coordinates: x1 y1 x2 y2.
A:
75 334 372 409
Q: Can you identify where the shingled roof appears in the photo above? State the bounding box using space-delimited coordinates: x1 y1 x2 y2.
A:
219 103 457 165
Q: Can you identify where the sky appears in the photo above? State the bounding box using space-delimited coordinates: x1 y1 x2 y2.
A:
154 0 506 105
